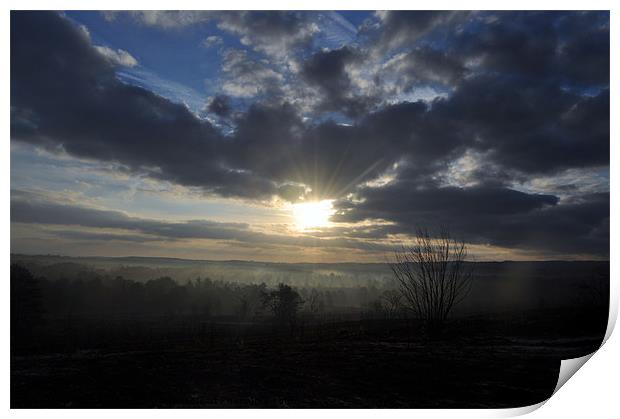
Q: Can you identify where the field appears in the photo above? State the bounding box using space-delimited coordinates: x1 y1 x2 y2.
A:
12 307 606 408
11 257 608 408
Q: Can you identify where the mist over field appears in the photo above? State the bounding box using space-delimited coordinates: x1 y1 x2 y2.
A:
11 254 609 408
12 254 608 315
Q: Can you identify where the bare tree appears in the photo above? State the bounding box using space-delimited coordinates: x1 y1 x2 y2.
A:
389 227 473 332
381 289 403 319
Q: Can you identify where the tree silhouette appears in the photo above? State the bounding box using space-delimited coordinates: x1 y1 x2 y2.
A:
390 227 473 333
381 289 403 319
262 283 303 328
306 289 324 316
11 264 44 344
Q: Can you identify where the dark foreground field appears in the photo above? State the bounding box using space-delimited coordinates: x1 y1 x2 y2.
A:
11 307 606 408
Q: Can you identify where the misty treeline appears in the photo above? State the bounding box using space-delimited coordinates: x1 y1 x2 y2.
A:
14 258 393 288
10 264 403 327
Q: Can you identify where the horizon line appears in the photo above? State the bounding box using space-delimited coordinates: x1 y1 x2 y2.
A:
10 253 610 265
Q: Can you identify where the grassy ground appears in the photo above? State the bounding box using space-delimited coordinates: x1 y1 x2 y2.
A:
11 308 606 408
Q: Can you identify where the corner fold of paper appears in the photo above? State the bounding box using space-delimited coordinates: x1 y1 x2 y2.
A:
497 352 597 417
553 352 595 394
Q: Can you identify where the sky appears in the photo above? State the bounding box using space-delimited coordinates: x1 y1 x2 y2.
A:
10 11 610 262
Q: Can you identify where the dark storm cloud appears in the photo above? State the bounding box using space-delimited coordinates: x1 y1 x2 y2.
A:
488 192 609 255
454 11 609 87
335 184 559 220
12 13 211 182
11 12 389 202
206 94 232 118
11 192 392 252
10 12 283 201
225 100 450 199
301 46 376 117
333 185 608 256
11 12 609 201
302 47 358 88
323 75 609 254
10 11 610 257
368 11 608 89
383 46 466 88
330 73 609 255
555 12 610 86
431 77 609 175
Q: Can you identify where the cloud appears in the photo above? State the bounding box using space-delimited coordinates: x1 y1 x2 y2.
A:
224 101 434 199
115 67 208 115
51 230 164 243
10 12 279 201
11 195 249 240
10 13 608 202
200 35 223 49
11 12 387 202
364 11 609 102
102 11 214 29
382 47 465 88
10 11 610 258
370 11 468 53
10 191 393 252
219 49 284 98
94 45 138 67
107 11 317 59
206 94 232 118
215 11 318 59
11 184 609 257
454 11 609 87
336 184 559 220
300 46 377 117
430 76 609 175
333 183 608 256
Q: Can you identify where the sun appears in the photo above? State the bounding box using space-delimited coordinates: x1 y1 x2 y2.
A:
291 200 335 231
